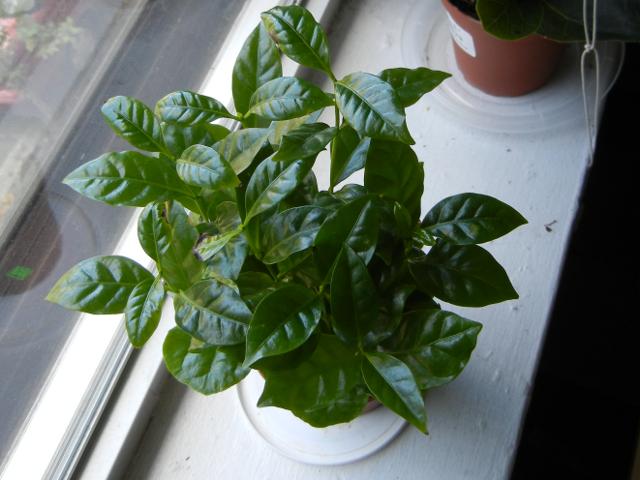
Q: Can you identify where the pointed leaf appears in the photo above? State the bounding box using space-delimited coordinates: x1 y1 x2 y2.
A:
174 279 251 345
177 145 239 190
267 109 323 147
46 255 152 314
63 151 191 207
330 125 370 188
379 67 450 107
101 96 166 153
232 23 283 115
237 271 276 311
476 0 543 40
244 285 322 366
421 193 527 245
163 327 249 394
258 335 368 427
261 206 329 264
362 352 427 433
247 77 333 121
388 309 482 389
244 155 313 222
125 276 166 348
194 227 242 262
161 122 229 158
261 5 333 76
212 128 269 174
314 196 379 279
155 90 234 125
272 122 337 162
408 242 518 307
335 72 414 144
364 139 424 222
204 233 248 281
330 244 379 347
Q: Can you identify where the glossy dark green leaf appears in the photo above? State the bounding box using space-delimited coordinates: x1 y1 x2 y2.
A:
155 91 234 125
137 201 202 290
476 0 543 40
247 77 333 121
174 279 251 345
46 255 152 314
314 196 379 279
161 122 230 158
244 285 322 366
330 125 370 188
335 72 414 145
163 327 249 394
101 96 166 153
205 233 248 281
388 309 482 389
261 5 333 76
232 23 282 115
194 227 242 262
364 139 424 223
261 206 329 264
63 152 191 207
267 109 323 147
379 67 450 107
125 276 166 348
408 242 518 307
258 335 368 427
362 352 427 433
176 145 239 190
334 183 368 203
244 155 313 222
286 169 318 208
237 271 276 311
421 193 527 245
330 244 379 347
212 128 270 174
272 123 337 162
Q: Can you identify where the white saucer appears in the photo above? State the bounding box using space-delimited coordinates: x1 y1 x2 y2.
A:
237 370 407 465
400 0 624 133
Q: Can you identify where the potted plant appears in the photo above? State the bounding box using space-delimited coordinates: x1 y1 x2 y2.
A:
443 0 640 96
46 5 526 434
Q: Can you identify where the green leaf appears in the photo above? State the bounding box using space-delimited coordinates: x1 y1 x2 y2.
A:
364 140 424 223
125 276 166 348
244 285 322 367
176 145 239 190
261 5 333 76
244 155 313 223
205 233 248 281
137 201 202 290
388 309 482 389
267 110 323 147
335 72 414 145
155 91 234 125
258 335 369 427
314 196 379 279
330 125 370 188
408 242 518 307
237 271 276 311
247 77 333 121
101 96 166 153
233 23 283 115
213 128 269 174
46 255 152 314
272 123 337 162
63 152 191 207
163 327 249 394
421 193 527 245
161 122 229 158
194 227 242 262
362 352 427 433
174 279 251 345
379 67 450 107
477 0 543 40
261 206 329 264
330 244 379 348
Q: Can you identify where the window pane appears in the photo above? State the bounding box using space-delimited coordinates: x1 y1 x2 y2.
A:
0 0 245 463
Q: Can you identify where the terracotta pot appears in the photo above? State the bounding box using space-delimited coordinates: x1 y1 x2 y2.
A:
442 0 566 96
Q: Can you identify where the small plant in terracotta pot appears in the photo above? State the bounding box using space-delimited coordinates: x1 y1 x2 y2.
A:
46 5 526 432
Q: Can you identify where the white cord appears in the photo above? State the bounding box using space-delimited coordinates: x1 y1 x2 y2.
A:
580 0 600 166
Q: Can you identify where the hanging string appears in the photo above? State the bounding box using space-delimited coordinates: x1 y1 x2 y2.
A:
580 0 600 166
